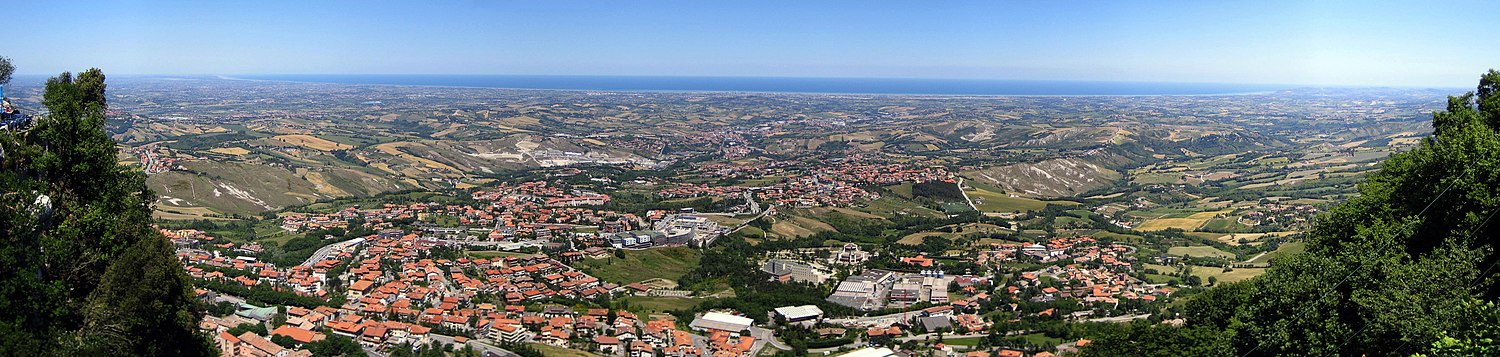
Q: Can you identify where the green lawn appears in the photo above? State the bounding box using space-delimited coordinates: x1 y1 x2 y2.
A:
575 247 703 284
1152 263 1269 286
1144 274 1178 284
970 191 1050 212
886 183 915 198
1248 240 1306 265
1018 333 1065 348
942 336 983 346
962 180 1051 212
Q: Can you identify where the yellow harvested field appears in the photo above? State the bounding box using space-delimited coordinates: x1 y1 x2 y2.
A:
771 221 816 238
769 215 835 238
1187 210 1232 219
369 162 400 175
897 232 942 245
302 171 350 196
208 147 251 156
1195 267 1268 284
374 142 461 174
500 116 541 127
272 135 353 151
1137 218 1209 231
1216 231 1298 245
430 124 465 137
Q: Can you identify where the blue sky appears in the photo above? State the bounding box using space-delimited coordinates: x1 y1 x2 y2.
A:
6 1 1497 87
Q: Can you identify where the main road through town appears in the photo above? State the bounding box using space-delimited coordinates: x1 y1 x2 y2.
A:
299 238 365 267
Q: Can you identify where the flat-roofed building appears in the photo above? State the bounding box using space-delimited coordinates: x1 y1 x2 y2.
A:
772 305 824 325
689 312 754 334
761 259 828 283
839 347 897 357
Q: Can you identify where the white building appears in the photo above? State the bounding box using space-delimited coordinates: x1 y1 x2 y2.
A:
689 312 754 334
839 347 897 357
772 305 824 325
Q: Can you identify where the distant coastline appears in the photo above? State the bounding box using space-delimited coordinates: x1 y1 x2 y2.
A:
226 74 1290 96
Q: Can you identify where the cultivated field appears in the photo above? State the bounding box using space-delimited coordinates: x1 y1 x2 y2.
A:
1137 218 1208 231
768 215 836 238
1167 245 1236 259
272 134 354 151
208 147 252 156
1135 210 1229 231
1193 267 1268 284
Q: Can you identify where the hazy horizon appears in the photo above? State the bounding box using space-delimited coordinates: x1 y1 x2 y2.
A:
7 1 1498 88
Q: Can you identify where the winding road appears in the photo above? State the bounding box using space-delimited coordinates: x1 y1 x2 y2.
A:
957 177 979 211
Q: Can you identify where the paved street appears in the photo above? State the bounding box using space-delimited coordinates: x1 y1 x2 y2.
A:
300 237 365 267
750 326 790 352
429 334 521 357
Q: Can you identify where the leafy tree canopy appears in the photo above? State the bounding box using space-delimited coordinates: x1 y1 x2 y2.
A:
1086 69 1500 356
0 69 213 355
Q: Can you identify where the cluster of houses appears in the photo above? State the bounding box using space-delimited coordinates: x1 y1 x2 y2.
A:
173 228 359 299
279 207 361 232
657 183 748 199
663 168 882 208
131 143 182 175
755 175 878 207
970 238 1174 312
187 218 811 357
277 181 643 242
976 237 1134 267
1240 203 1319 227
815 162 953 185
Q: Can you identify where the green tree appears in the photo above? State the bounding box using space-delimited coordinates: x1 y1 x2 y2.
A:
1081 323 1226 357
1221 70 1500 356
303 333 363 356
1085 69 1500 356
1414 299 1500 356
0 56 12 86
1478 69 1500 125
270 334 296 348
226 323 268 337
0 69 213 355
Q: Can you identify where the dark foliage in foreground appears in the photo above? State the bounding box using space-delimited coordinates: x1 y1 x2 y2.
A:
0 69 213 355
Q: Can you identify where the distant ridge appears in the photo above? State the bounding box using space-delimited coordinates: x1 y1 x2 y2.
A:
230 74 1290 96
